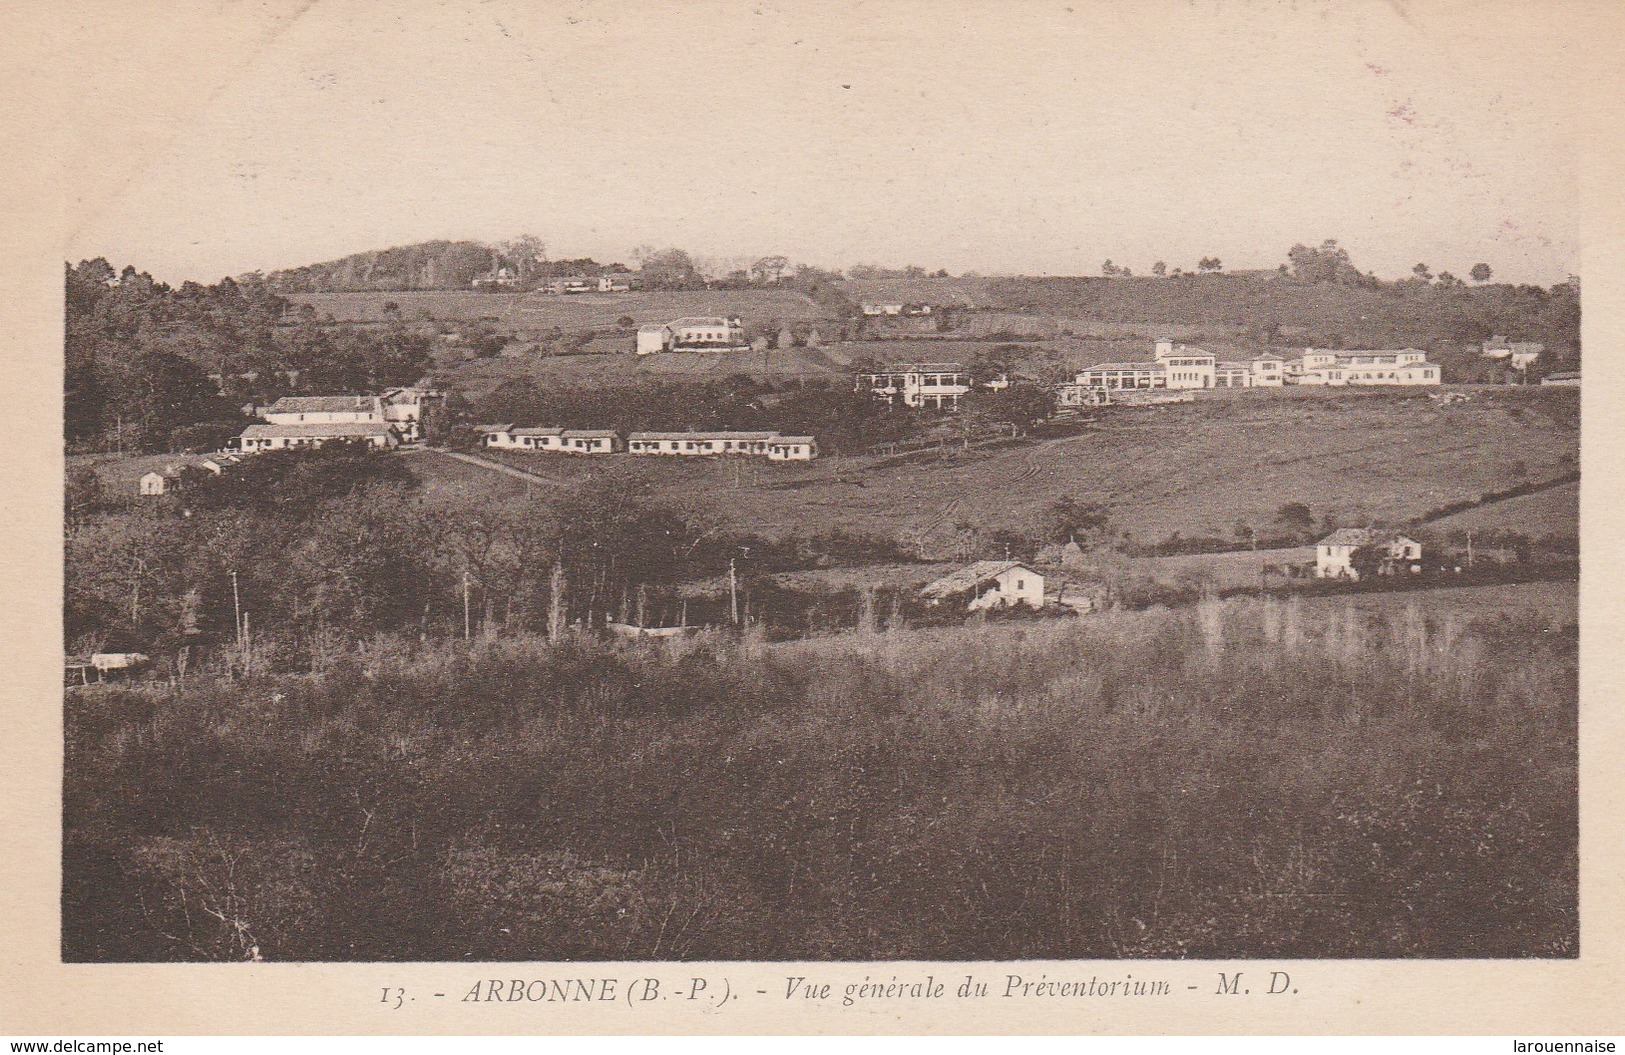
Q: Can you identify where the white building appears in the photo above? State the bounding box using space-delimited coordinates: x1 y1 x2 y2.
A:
480 426 621 453
381 387 439 443
627 431 783 456
669 316 747 350
635 316 748 354
1315 529 1423 580
1291 349 1441 386
636 324 673 355
138 471 174 496
855 363 973 410
767 435 819 461
1541 371 1580 387
240 422 396 451
1072 338 1285 392
921 560 1045 611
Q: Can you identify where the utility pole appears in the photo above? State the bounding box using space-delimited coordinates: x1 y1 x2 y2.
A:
462 570 472 641
1467 529 1474 569
231 570 243 645
729 557 739 626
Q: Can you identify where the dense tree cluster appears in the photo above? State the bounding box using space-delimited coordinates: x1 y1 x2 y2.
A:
66 259 435 452
459 375 923 456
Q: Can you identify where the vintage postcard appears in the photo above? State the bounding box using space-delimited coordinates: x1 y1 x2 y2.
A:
3 0 1623 1038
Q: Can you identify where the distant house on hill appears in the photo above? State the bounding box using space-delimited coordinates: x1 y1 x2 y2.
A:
636 317 748 354
1315 529 1422 580
1482 335 1544 370
855 363 973 410
139 470 176 496
921 560 1045 611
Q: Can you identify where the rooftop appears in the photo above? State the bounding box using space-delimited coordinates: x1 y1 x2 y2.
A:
241 422 391 439
1319 528 1418 547
630 431 780 442
264 395 383 415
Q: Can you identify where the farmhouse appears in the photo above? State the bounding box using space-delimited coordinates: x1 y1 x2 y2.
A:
921 560 1045 611
1541 371 1580 387
1291 349 1441 386
1314 529 1423 580
855 363 973 410
480 426 621 453
240 422 396 451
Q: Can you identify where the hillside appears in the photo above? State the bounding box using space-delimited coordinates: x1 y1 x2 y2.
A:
416 388 1578 554
844 273 1580 355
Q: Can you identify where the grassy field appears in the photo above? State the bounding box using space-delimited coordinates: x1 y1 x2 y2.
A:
599 389 1578 550
1428 480 1579 538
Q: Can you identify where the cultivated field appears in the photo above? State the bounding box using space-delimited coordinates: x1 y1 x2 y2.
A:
439 345 851 398
288 289 840 329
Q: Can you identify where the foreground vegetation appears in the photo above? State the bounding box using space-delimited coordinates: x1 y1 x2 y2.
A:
63 592 1576 962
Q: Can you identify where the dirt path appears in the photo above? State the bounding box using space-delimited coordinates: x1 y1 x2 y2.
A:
416 447 568 486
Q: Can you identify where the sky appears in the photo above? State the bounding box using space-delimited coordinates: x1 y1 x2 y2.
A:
44 0 1593 286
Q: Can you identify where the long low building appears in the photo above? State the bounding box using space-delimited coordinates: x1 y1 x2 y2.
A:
240 421 397 451
481 426 621 453
476 427 819 460
628 431 817 460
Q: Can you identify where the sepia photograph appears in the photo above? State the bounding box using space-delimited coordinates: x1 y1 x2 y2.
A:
49 0 1585 976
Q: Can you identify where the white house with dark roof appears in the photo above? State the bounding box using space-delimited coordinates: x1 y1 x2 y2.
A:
1315 529 1423 580
1482 335 1544 370
921 560 1045 611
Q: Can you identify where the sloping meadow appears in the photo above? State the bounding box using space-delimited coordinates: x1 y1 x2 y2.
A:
64 594 1576 961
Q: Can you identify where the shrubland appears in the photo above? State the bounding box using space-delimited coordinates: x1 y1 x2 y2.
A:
64 593 1576 961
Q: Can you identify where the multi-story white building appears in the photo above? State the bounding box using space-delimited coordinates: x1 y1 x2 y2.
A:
1072 338 1283 392
1292 349 1440 386
855 363 973 410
